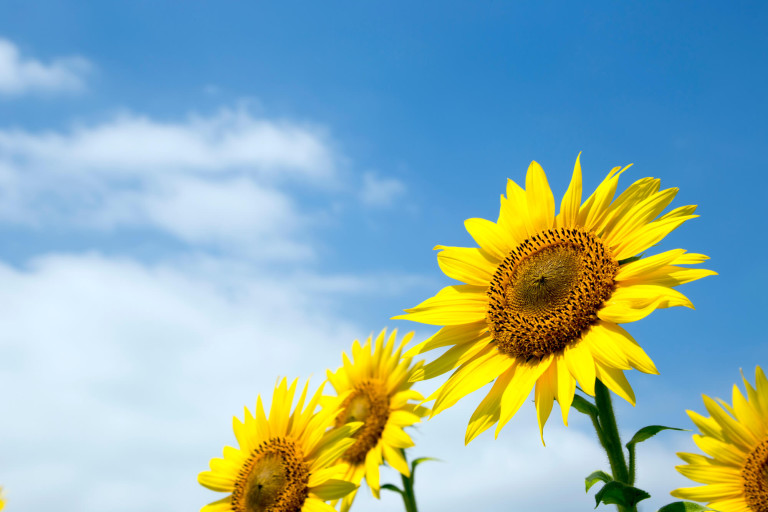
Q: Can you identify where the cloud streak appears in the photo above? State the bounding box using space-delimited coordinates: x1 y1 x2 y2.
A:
0 38 91 96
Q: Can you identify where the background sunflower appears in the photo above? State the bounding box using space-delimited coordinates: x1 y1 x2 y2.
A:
198 378 360 512
672 366 768 512
326 328 428 512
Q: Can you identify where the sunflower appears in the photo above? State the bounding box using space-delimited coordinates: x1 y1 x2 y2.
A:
326 328 427 512
672 367 768 512
198 378 361 512
0 486 5 511
394 155 715 443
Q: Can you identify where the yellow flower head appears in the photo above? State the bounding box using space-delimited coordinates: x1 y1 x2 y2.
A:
326 328 427 511
395 155 715 443
672 367 768 512
0 486 5 511
198 378 361 512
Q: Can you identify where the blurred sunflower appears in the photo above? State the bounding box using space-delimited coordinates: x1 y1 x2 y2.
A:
394 155 715 442
0 486 4 510
326 328 427 511
672 367 768 512
198 378 360 512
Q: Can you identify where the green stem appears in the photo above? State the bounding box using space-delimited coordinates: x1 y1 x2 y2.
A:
400 471 418 512
593 379 634 512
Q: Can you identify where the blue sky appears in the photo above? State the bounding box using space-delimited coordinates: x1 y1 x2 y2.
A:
0 2 766 511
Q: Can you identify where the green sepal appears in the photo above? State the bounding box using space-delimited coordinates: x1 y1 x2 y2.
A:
618 254 644 265
594 481 650 508
585 470 613 492
572 394 599 417
626 425 688 449
656 501 717 511
380 483 404 495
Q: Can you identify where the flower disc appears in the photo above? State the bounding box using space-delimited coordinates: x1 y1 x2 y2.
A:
488 227 618 360
231 437 309 512
742 439 768 511
335 380 391 466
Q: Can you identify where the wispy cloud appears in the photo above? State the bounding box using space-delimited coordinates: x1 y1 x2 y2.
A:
360 170 406 207
0 38 91 96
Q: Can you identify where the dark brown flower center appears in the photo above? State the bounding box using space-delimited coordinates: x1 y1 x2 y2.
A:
335 380 390 465
487 227 618 360
743 438 768 512
232 437 309 512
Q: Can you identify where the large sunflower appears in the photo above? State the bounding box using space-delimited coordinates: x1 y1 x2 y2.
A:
394 155 715 443
198 378 361 512
326 328 427 512
672 367 768 512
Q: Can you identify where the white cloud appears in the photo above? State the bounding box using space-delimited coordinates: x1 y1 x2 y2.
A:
0 108 343 257
0 253 370 511
0 38 91 96
360 170 406 207
0 108 335 178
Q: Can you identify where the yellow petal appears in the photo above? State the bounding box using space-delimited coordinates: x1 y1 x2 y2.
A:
311 479 358 500
364 449 381 497
395 285 488 325
613 214 698 261
555 356 576 425
557 153 582 228
198 470 235 492
615 249 687 281
525 160 555 233
308 466 345 487
435 245 498 285
405 322 488 357
676 464 741 485
670 483 743 501
412 338 489 381
534 362 557 444
495 355 553 437
430 348 514 416
201 497 233 512
595 365 635 405
498 178 532 243
464 217 515 260
303 498 340 512
591 321 657 374
465 368 513 444
563 341 596 395
382 443 410 476
604 187 679 246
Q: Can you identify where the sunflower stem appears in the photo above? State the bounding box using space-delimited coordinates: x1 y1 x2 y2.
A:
400 471 418 512
398 449 418 512
593 378 635 512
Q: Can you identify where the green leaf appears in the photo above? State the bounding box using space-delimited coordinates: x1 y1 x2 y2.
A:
380 483 404 495
411 456 438 473
594 481 650 508
657 501 717 511
572 394 599 417
626 425 688 449
585 470 613 492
